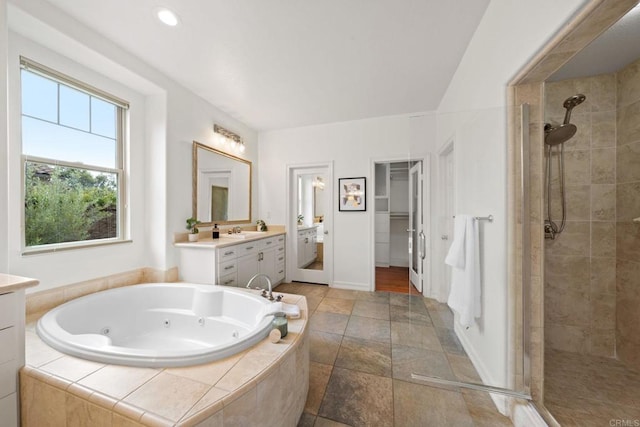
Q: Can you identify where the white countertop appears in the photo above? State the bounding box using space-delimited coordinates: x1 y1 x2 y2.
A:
0 273 39 293
175 230 286 249
296 225 318 231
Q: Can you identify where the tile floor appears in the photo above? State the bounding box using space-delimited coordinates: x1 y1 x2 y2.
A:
545 348 640 427
274 282 513 427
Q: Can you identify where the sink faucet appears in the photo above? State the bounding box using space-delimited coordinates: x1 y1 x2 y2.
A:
233 226 242 234
246 273 277 301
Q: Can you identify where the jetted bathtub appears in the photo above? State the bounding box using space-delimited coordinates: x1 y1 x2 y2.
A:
36 283 276 367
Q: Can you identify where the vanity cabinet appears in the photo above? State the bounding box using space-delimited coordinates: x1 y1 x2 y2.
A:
222 235 285 288
0 292 18 427
177 233 286 289
297 227 317 268
0 275 39 427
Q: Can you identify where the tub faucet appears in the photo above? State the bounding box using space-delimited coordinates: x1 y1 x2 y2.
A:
246 273 280 301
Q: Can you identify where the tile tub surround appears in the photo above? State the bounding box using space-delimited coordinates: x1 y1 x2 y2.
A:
21 292 309 427
276 282 514 427
25 267 178 317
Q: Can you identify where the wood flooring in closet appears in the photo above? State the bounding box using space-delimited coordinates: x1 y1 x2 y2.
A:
375 266 421 295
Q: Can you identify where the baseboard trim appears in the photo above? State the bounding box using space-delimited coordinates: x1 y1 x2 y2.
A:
454 322 509 415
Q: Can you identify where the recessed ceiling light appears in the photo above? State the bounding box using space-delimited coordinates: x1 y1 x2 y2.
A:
155 8 180 27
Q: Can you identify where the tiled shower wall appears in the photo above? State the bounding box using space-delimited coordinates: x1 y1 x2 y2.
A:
544 74 618 357
616 57 640 370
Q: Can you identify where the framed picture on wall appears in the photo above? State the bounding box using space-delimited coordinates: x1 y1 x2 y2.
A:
338 177 366 211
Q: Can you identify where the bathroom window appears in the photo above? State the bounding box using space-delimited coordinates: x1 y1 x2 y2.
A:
20 57 129 252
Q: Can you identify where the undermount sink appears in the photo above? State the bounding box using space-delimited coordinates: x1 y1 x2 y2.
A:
224 231 267 239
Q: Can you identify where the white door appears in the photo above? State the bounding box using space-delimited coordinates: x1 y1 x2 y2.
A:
408 162 423 291
289 165 333 285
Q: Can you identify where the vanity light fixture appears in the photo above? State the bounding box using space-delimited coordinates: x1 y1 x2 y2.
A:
155 7 180 27
214 124 245 153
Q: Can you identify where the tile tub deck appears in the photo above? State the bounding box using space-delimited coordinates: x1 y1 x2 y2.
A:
20 291 309 427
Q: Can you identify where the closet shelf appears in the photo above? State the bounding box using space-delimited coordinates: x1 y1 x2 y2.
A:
390 212 409 219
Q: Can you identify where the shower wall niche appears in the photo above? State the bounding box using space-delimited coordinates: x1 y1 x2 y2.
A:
544 57 640 369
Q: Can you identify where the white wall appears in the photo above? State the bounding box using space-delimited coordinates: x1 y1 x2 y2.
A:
259 113 434 290
433 0 590 392
3 0 259 290
164 88 258 269
0 0 8 273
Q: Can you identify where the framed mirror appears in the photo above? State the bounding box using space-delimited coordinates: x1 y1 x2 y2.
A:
192 141 251 226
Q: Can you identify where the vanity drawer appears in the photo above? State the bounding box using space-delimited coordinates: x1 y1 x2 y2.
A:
0 359 17 399
237 241 258 256
0 293 16 330
258 237 277 250
275 263 285 282
275 244 285 255
275 235 286 244
218 272 237 287
276 252 286 264
0 393 17 427
218 260 238 276
219 247 238 261
0 327 16 366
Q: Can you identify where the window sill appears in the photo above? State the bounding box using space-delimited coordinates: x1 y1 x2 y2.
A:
22 239 133 256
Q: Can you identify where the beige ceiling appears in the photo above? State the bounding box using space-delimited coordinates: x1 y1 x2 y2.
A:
12 0 490 130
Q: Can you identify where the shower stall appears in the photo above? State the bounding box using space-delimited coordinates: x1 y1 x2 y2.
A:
542 65 640 424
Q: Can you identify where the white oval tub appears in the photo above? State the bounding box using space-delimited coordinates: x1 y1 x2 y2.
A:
36 283 275 367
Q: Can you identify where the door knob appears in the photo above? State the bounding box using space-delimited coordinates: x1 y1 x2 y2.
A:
324 231 329 235
441 235 448 240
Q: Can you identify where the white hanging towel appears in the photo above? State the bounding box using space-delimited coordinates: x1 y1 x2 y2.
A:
445 214 481 328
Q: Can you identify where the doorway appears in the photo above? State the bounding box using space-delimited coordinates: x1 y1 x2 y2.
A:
373 159 425 294
288 163 333 285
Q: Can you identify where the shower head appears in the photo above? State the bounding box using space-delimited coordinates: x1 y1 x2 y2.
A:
563 94 586 110
544 94 586 146
545 123 577 146
562 94 586 125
